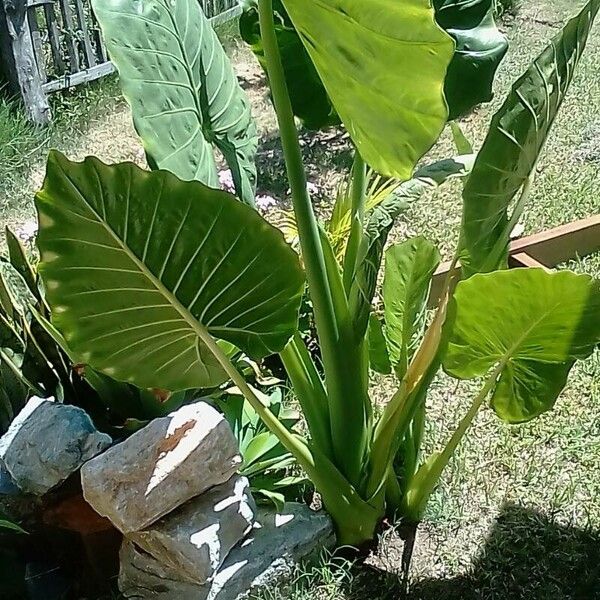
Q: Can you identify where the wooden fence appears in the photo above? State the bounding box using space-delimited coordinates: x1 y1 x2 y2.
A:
0 0 241 124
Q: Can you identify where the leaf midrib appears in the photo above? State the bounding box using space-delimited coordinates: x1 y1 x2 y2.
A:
59 165 212 354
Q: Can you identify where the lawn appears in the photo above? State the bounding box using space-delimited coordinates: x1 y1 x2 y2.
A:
1 1 599 598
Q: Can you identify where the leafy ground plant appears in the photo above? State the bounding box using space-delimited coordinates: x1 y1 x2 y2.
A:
32 0 600 547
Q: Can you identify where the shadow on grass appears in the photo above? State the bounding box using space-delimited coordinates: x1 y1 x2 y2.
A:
343 503 600 600
255 127 353 199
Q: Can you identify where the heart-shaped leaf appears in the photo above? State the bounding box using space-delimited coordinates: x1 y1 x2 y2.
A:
280 0 454 179
443 269 600 423
93 0 258 205
460 0 600 276
35 152 304 391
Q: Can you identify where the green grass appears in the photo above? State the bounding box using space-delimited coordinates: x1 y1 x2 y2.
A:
0 75 124 242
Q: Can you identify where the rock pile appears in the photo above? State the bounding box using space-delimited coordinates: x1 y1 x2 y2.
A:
80 400 334 599
0 397 333 598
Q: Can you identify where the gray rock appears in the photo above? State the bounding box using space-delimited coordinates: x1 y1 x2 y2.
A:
0 397 111 495
129 475 256 584
82 401 241 533
119 539 204 599
0 464 20 496
119 503 335 599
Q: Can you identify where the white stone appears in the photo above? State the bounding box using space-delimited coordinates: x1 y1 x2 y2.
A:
0 397 111 495
119 503 335 599
129 475 256 584
81 401 241 532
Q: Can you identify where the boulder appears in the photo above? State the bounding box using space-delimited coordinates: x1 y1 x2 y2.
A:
129 475 256 584
119 503 335 599
0 397 111 495
81 401 241 532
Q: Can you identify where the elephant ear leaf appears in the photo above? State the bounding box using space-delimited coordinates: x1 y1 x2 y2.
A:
443 269 600 423
239 0 338 130
35 152 305 392
434 0 508 120
460 0 600 276
93 0 258 206
280 0 454 180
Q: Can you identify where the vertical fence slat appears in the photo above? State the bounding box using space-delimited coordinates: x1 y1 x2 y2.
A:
57 0 80 71
43 0 65 75
0 0 51 124
27 7 47 82
74 0 96 68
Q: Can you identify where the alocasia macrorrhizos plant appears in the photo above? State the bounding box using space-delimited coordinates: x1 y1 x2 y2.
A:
33 0 600 546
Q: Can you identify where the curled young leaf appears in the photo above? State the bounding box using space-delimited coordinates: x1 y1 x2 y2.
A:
383 237 441 378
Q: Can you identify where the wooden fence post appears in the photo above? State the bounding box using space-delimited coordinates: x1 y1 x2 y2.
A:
0 0 51 124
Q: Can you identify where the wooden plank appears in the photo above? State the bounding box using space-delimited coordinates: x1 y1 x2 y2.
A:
0 0 51 124
90 9 108 63
42 0 66 75
73 0 96 68
41 59 114 92
508 252 550 270
508 215 600 266
56 0 80 71
26 7 47 82
42 5 242 95
428 215 600 307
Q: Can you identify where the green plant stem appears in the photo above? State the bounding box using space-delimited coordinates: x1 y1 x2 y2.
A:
257 0 337 345
259 0 369 485
366 254 460 498
198 324 381 546
279 334 333 457
197 324 315 471
403 361 505 521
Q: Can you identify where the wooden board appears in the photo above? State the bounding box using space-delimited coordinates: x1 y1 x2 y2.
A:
429 215 600 307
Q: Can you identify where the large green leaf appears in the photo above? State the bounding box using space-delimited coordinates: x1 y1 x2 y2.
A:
93 0 258 205
280 0 454 179
443 269 600 423
383 238 440 378
460 0 600 276
239 0 338 130
35 152 304 391
434 0 508 119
